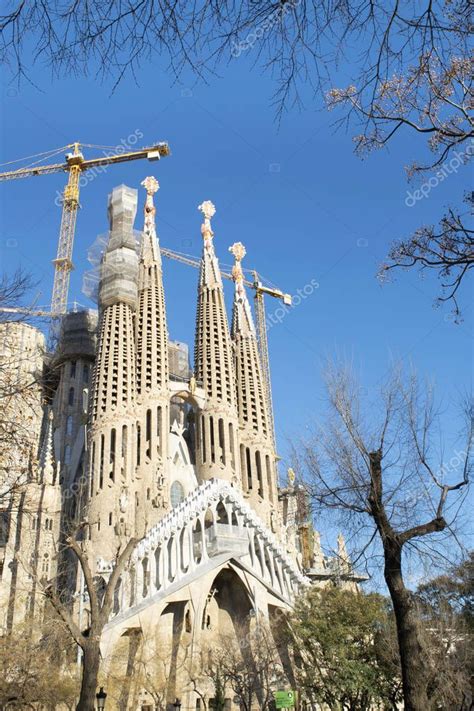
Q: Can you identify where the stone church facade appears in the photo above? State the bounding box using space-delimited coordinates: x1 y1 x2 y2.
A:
0 178 357 709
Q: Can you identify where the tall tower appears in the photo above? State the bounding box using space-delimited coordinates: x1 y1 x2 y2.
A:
0 407 62 631
87 185 139 561
135 177 170 533
52 310 97 503
194 202 240 482
230 242 278 524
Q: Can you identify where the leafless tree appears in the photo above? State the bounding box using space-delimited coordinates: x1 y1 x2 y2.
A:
0 607 79 709
324 12 473 316
0 2 469 115
415 552 474 710
105 627 172 710
379 195 473 321
45 532 137 711
203 623 286 711
293 363 472 711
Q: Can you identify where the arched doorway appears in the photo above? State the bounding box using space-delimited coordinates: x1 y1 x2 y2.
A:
204 568 253 638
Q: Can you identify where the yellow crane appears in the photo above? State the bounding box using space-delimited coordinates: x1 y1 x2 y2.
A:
0 141 170 316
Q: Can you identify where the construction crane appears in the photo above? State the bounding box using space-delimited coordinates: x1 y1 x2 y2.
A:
0 141 170 317
160 247 291 446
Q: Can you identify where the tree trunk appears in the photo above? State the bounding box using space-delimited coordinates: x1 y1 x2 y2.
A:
76 640 101 711
384 540 431 711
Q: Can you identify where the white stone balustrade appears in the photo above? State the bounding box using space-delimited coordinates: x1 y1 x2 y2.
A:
103 478 308 622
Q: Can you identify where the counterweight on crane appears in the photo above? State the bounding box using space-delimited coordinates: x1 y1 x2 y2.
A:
0 141 170 317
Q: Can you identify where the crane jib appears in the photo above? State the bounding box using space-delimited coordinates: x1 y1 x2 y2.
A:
0 141 170 319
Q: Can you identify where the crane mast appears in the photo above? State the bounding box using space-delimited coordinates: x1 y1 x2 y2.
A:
253 273 276 447
52 144 82 316
0 140 170 317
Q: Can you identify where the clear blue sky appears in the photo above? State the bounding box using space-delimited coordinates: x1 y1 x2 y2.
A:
0 48 472 566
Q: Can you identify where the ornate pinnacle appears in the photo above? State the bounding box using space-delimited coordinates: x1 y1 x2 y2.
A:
229 242 246 288
39 407 55 484
142 176 159 219
198 200 216 244
198 200 216 220
337 532 349 563
142 176 160 195
141 176 160 262
141 175 160 242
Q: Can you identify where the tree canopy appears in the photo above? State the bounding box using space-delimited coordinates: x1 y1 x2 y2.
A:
288 586 402 711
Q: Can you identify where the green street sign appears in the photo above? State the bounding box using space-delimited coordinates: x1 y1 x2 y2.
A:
274 690 296 708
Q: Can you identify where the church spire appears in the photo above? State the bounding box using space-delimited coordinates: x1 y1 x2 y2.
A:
140 175 161 265
230 241 255 337
38 407 55 485
91 184 138 422
194 201 236 409
230 241 268 437
134 176 170 533
136 176 169 394
230 242 277 516
194 201 239 482
198 200 222 288
87 185 139 562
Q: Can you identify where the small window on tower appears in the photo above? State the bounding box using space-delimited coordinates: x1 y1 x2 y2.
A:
68 387 75 406
42 552 49 574
70 361 77 378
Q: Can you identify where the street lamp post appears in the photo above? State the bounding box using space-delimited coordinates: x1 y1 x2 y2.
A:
96 687 107 710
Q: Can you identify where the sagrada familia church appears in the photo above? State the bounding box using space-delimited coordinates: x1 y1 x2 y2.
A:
0 177 358 709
